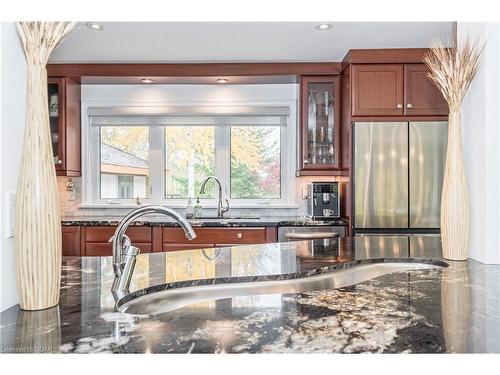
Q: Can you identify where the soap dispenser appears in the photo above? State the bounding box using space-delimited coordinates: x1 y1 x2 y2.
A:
193 198 203 219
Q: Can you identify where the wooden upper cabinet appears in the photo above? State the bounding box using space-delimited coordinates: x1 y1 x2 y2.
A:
404 64 448 116
47 77 81 176
351 64 404 116
298 75 342 175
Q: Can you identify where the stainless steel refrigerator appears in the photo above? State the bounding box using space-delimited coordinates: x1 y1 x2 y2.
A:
353 121 447 233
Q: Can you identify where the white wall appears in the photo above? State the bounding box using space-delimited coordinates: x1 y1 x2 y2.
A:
0 22 27 311
460 22 500 264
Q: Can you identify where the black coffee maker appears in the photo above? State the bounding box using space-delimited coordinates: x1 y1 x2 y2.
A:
307 182 340 220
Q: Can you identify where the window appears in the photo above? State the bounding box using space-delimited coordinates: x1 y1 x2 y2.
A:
231 126 280 199
99 126 149 199
87 106 291 205
165 126 215 199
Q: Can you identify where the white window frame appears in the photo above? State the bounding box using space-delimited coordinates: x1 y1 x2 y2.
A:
81 99 297 209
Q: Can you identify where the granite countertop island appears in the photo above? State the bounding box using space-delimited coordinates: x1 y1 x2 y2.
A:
1 235 500 353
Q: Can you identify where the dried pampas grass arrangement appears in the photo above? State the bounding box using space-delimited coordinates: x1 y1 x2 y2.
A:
423 23 484 261
15 22 75 310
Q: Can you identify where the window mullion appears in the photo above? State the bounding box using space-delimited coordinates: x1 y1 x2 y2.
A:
215 125 231 200
90 125 100 203
149 126 164 202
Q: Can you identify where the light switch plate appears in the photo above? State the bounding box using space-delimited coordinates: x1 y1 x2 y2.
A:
5 191 16 239
302 185 309 199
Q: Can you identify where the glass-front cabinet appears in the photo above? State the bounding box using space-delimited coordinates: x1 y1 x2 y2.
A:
298 75 341 175
48 78 64 172
47 76 81 177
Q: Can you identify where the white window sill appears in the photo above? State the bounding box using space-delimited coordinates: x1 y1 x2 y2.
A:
78 203 300 210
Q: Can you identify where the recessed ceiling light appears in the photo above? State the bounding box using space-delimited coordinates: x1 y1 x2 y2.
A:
141 78 154 84
216 78 229 84
86 22 104 31
315 23 333 31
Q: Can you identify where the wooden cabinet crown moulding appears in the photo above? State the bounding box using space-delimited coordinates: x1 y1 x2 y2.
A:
341 48 431 66
47 62 343 83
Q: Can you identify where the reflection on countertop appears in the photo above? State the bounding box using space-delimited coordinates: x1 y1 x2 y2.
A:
1 236 500 353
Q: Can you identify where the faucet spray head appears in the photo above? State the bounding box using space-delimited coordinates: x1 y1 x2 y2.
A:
185 228 197 241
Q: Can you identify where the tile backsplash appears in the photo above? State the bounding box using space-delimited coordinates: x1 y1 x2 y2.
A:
57 176 348 218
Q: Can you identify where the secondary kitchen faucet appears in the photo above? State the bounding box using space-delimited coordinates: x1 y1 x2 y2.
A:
110 205 197 300
199 175 229 218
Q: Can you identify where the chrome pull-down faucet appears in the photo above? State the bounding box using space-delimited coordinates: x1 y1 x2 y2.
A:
199 176 229 218
110 205 196 300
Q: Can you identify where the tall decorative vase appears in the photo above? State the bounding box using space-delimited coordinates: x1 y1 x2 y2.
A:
423 24 483 261
15 22 75 310
440 111 469 260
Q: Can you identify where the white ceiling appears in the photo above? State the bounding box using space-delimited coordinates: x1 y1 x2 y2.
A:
50 22 452 63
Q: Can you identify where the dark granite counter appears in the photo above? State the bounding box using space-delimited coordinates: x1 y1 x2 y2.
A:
60 215 347 227
1 235 500 353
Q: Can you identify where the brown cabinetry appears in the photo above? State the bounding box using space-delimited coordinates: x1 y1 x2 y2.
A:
61 225 278 256
80 226 152 256
351 63 447 117
352 64 404 116
298 76 342 175
47 77 81 176
61 226 81 256
161 227 277 252
403 64 448 116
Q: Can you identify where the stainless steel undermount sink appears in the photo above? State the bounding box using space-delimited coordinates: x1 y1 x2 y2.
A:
117 262 441 315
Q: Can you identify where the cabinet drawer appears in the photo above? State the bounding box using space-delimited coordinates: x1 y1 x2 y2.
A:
84 242 151 256
162 227 268 244
84 226 152 243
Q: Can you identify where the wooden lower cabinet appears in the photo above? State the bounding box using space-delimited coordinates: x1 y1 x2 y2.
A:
80 226 152 256
62 225 278 256
161 227 278 252
61 226 81 256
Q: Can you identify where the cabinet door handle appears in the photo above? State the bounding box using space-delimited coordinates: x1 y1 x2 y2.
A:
406 103 413 109
236 233 243 239
397 104 403 109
